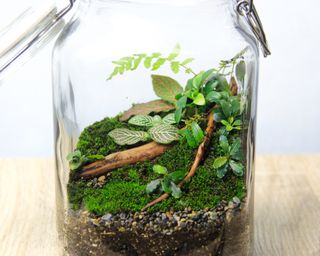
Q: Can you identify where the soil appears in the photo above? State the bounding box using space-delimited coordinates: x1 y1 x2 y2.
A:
65 199 250 256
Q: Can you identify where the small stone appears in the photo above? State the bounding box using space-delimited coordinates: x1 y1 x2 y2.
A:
98 175 106 182
102 213 112 222
233 196 241 207
118 227 126 232
120 213 126 220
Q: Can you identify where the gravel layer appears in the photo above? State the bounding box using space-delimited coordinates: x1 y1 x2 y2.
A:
65 198 247 256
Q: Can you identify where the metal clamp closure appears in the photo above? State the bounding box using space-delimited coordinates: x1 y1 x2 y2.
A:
236 0 271 57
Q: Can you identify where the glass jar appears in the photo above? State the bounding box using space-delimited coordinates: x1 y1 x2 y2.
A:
51 0 267 255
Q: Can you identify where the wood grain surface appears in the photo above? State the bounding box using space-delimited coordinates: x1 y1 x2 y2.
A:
0 156 319 256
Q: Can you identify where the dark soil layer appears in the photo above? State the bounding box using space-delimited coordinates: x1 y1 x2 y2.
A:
66 199 248 256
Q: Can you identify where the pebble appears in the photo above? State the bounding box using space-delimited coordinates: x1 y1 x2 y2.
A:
102 213 112 222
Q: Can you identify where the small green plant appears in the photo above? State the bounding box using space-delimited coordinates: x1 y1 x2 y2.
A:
146 165 186 199
67 150 104 171
107 44 196 80
180 121 205 149
108 113 180 145
213 135 244 178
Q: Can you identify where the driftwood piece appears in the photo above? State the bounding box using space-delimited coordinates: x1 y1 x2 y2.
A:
141 112 215 211
78 142 170 179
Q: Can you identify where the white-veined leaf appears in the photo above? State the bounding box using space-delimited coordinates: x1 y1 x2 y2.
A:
162 113 176 125
148 124 180 144
108 128 149 145
128 115 154 127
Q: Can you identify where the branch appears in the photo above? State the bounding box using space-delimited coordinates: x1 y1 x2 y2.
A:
77 142 170 179
141 112 215 211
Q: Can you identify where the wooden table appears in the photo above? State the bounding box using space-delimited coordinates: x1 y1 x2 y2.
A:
0 156 320 256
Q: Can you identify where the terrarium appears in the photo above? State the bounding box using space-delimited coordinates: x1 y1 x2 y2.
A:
49 0 270 255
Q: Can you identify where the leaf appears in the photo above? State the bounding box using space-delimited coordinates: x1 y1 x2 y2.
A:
217 165 228 179
220 100 232 118
235 60 246 82
128 115 154 127
170 61 180 74
233 119 242 126
152 115 163 126
132 55 144 70
162 113 176 125
220 120 230 126
148 124 180 144
203 80 219 96
230 98 241 115
230 138 241 156
192 71 204 91
219 135 229 153
167 44 181 61
183 128 197 148
144 57 153 68
229 160 244 176
193 93 206 106
153 165 168 175
181 58 194 66
206 91 221 103
152 58 166 71
107 67 120 80
161 176 172 193
170 182 182 198
120 100 175 121
146 179 162 194
108 128 149 146
202 69 216 82
151 75 183 103
66 150 81 161
191 122 205 144
213 156 228 169
168 170 186 183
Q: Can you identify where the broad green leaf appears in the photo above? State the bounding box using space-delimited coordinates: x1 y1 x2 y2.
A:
167 44 181 61
144 57 153 68
181 58 194 66
220 120 230 126
170 61 180 74
108 128 149 146
226 125 234 132
168 170 186 183
219 135 229 153
202 69 216 82
152 58 166 71
229 160 244 176
206 91 221 103
162 113 176 125
220 100 232 118
69 161 83 171
170 182 182 198
153 165 168 175
146 179 162 194
151 75 183 103
213 156 228 169
230 138 241 156
236 60 246 82
148 124 180 144
183 128 197 148
233 119 242 126
231 98 241 115
193 93 206 106
120 100 175 121
161 176 172 193
191 122 205 144
203 80 219 96
192 71 204 91
128 115 154 127
66 150 81 161
186 78 193 91
217 165 228 179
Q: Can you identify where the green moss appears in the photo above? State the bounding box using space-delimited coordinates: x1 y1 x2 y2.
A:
68 117 246 215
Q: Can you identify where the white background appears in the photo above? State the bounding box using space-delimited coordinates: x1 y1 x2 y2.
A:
0 0 319 157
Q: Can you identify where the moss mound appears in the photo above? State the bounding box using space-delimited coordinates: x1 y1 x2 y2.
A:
68 116 246 215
